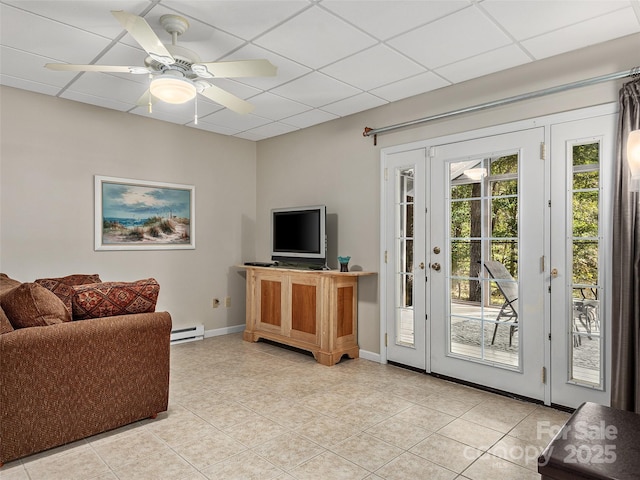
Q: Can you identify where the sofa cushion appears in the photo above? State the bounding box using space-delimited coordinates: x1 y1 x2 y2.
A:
0 306 14 334
35 274 102 315
0 282 72 327
72 279 160 320
0 273 21 298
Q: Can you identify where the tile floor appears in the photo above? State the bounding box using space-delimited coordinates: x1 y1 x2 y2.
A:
0 334 571 480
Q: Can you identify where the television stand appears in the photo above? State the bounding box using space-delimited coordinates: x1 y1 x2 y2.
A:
239 265 375 366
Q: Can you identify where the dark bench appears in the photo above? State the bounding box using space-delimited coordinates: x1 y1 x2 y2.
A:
538 402 640 480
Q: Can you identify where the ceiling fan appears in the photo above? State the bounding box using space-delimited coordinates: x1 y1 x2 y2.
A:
45 10 277 114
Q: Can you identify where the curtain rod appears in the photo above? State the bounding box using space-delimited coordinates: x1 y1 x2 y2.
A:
362 66 640 143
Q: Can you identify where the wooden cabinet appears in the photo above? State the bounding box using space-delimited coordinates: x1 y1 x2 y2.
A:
241 266 374 366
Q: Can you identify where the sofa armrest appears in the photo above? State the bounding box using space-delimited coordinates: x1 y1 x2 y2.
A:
0 312 172 464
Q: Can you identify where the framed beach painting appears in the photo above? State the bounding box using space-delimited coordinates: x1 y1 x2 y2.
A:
95 175 195 251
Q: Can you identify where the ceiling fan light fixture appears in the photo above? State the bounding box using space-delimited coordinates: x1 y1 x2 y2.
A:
464 168 487 181
150 76 196 104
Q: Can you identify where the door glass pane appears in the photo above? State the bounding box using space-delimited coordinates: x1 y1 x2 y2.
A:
570 142 602 387
396 167 415 347
448 154 520 368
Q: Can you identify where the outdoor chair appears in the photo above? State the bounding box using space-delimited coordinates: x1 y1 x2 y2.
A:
484 260 519 347
572 290 599 347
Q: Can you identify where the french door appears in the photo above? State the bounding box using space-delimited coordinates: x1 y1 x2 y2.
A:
549 114 614 408
383 148 427 369
429 128 546 400
381 107 614 406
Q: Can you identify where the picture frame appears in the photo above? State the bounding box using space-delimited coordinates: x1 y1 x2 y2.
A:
95 175 195 251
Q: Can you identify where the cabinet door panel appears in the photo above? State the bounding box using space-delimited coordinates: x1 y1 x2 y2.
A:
337 285 354 337
291 283 317 334
258 279 283 333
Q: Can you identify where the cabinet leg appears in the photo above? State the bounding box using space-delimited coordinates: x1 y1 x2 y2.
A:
243 330 259 342
316 347 359 366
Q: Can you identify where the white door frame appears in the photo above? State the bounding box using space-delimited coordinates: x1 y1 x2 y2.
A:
380 102 617 406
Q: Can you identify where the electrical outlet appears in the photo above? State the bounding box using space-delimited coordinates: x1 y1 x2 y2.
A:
212 298 220 308
224 296 231 308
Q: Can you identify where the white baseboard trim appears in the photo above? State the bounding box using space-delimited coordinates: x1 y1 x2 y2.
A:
358 349 381 363
204 324 245 338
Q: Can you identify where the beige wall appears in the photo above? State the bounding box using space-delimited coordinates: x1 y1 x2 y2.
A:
256 33 640 356
0 87 256 333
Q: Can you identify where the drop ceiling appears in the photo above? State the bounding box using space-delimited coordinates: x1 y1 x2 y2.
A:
1 0 639 140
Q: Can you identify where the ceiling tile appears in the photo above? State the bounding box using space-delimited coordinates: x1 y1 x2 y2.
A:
189 121 241 136
61 72 147 105
370 72 450 102
254 6 377 69
120 4 245 62
0 74 63 96
131 106 194 125
205 78 262 100
2 1 148 39
435 44 531 84
321 0 469 40
321 44 426 91
0 3 112 64
164 1 310 40
321 93 387 117
1 46 77 89
281 109 338 129
481 0 630 41
388 5 512 68
97 42 146 68
199 109 271 131
61 89 135 112
522 7 640 59
248 92 311 121
271 72 361 108
239 122 300 141
220 44 312 90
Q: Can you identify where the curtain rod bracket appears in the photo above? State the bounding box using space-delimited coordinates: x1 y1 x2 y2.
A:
363 127 376 145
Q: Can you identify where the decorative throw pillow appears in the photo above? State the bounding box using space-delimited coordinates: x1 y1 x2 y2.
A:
72 278 159 320
0 306 14 334
0 282 72 328
35 274 102 315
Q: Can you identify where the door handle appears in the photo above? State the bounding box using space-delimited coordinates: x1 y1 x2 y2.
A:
431 262 441 272
419 262 425 270
551 268 558 278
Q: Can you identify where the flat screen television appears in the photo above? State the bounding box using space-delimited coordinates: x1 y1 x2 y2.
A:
271 205 326 266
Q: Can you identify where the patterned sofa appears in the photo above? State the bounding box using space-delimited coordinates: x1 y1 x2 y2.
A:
0 273 172 465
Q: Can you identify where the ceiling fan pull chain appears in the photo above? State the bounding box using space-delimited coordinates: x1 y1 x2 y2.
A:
148 74 153 113
194 95 198 125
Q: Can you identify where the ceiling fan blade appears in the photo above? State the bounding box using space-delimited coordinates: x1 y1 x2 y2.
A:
45 63 150 74
199 84 254 114
111 10 174 66
193 59 277 79
136 89 159 107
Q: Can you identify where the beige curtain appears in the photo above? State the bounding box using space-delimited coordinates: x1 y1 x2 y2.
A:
611 78 640 412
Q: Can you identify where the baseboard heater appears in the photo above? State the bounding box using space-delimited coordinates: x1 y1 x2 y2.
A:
170 324 205 345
